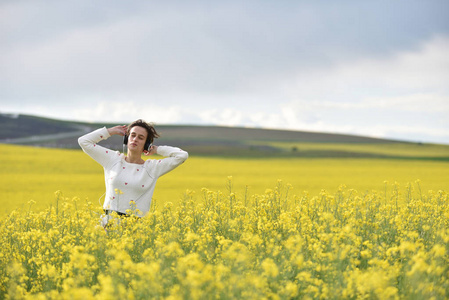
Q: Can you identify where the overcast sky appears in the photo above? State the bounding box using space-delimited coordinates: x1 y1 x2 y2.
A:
1 0 448 144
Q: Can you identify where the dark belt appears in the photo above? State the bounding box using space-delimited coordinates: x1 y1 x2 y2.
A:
104 209 129 217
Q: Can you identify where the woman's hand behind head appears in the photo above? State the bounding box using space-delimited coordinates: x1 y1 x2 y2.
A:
107 125 127 136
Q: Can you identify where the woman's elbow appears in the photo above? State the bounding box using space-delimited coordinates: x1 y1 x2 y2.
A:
177 150 188 162
181 151 189 161
78 137 89 150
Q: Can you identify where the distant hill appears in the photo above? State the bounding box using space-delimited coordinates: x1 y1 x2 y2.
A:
0 113 85 139
3 113 442 159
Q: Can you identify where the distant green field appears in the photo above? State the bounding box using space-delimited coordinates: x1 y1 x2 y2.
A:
1 144 448 216
259 142 449 159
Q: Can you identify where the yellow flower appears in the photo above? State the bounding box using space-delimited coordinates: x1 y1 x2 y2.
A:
283 281 298 298
431 244 445 257
261 258 279 278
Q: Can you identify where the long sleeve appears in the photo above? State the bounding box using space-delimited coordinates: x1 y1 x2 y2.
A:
151 146 189 177
78 127 121 168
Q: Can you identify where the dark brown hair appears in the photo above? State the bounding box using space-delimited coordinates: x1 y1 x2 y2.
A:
127 119 160 144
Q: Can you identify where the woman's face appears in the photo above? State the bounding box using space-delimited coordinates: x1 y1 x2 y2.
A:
128 126 148 152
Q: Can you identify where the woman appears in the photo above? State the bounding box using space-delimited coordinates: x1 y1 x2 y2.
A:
78 119 188 225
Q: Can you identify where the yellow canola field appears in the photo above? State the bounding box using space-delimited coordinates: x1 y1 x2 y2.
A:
1 144 449 298
1 180 448 299
1 144 448 215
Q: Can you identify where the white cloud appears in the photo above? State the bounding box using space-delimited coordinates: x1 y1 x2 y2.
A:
271 35 449 143
197 108 245 126
73 101 185 124
361 94 449 113
284 35 449 102
281 93 449 114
